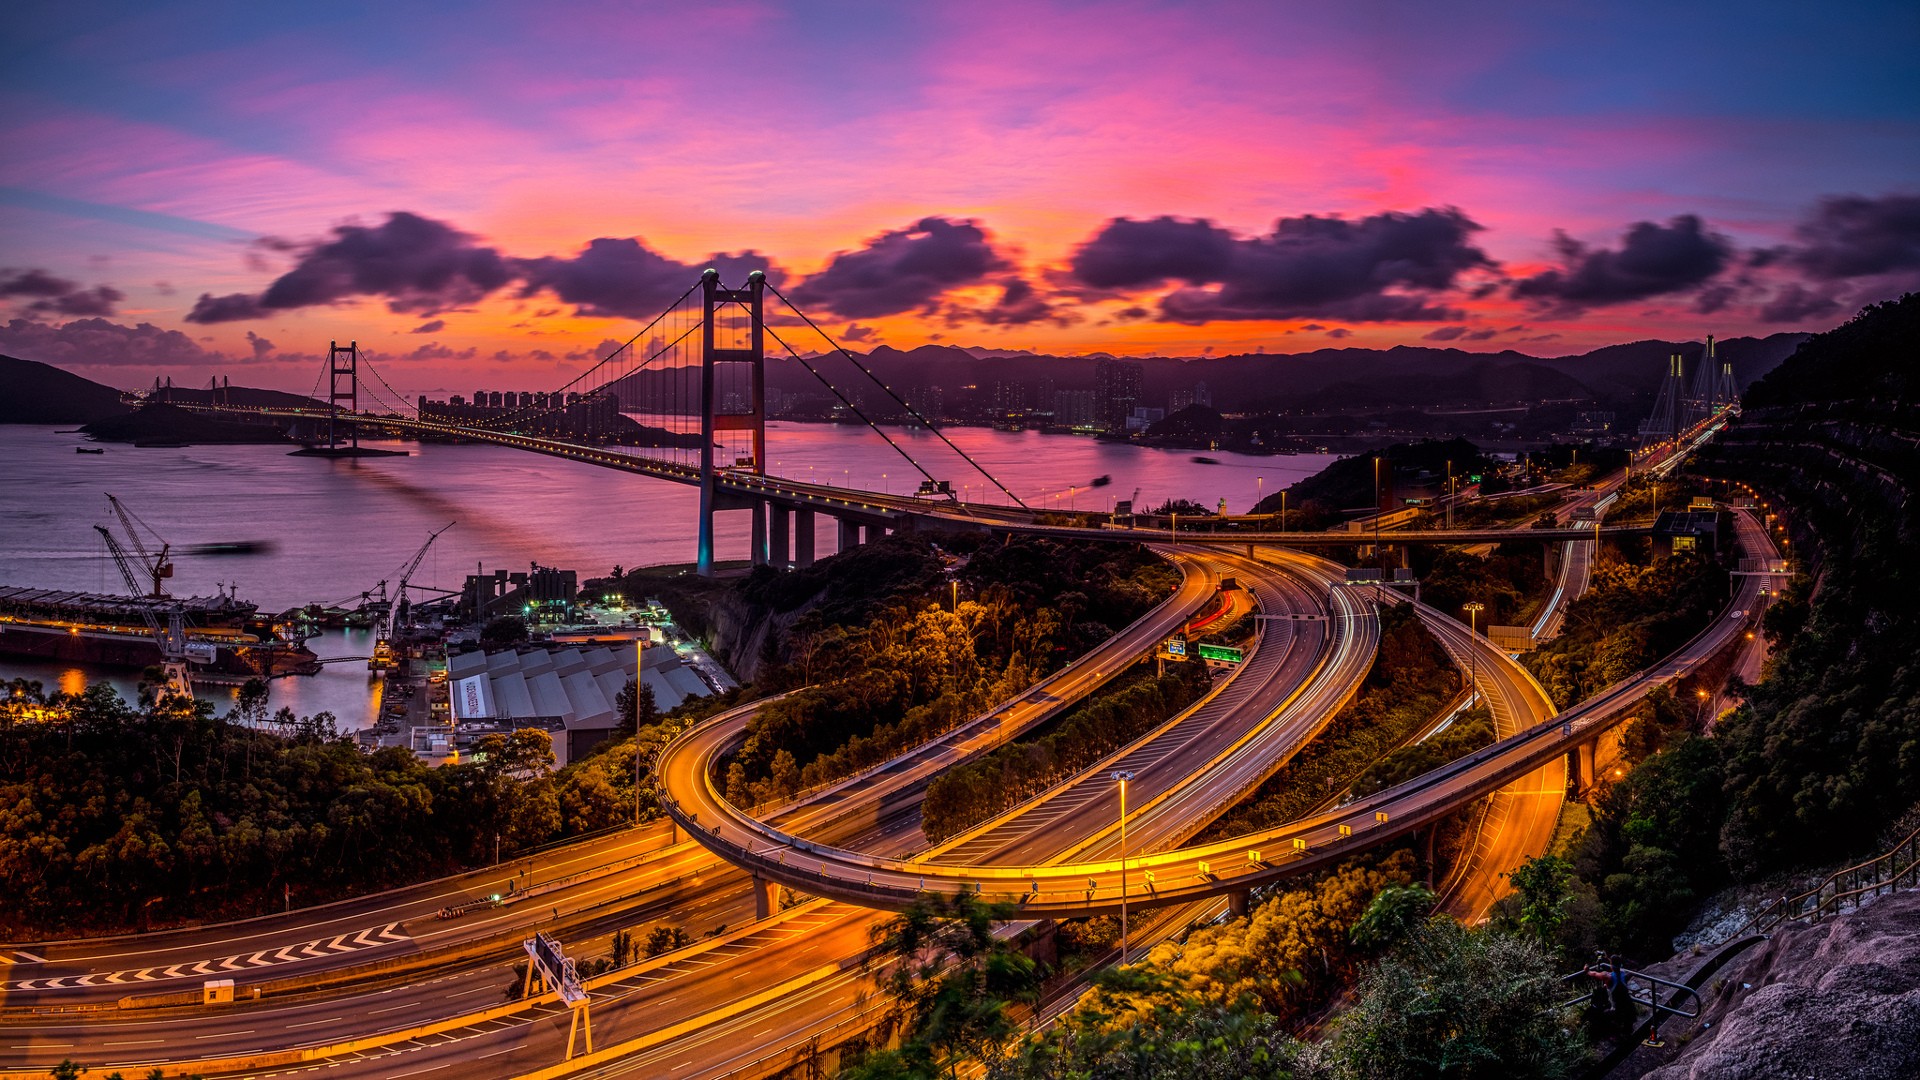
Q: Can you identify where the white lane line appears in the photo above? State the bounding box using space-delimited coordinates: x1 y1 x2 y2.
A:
286 1015 343 1028
195 1029 254 1039
445 986 488 998
13 951 44 963
104 1039 166 1046
368 1000 422 1015
389 1064 453 1077
477 1045 522 1059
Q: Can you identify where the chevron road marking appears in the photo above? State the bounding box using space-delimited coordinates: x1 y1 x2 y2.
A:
3 921 414 992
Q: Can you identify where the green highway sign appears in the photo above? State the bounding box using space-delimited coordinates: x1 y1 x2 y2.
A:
1196 643 1244 664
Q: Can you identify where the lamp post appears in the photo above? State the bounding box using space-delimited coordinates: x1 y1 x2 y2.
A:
634 633 645 826
1111 769 1135 964
1281 489 1288 534
1463 601 1485 700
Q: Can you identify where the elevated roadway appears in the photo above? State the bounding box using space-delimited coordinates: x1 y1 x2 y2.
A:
659 513 1773 919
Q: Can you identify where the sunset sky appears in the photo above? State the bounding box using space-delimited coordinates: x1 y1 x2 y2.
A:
3 1 1917 394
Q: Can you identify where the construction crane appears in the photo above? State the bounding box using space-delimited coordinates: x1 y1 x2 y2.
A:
95 524 193 700
371 521 455 672
106 493 173 597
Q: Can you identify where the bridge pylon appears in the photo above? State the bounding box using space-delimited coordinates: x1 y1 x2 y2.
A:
328 340 360 452
697 269 767 576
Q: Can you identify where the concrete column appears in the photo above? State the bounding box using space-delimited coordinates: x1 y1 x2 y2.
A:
1569 740 1596 796
753 875 780 920
838 515 861 553
795 509 816 567
750 501 768 566
1228 890 1250 918
770 504 791 569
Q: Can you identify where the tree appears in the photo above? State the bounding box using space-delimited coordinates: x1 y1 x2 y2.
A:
1329 919 1582 1080
1502 855 1575 948
610 928 634 968
857 893 1043 1078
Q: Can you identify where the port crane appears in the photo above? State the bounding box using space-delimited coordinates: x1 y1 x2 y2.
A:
94 521 193 700
371 521 455 672
105 493 174 597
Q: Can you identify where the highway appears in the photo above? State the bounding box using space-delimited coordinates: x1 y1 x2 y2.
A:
654 510 1772 920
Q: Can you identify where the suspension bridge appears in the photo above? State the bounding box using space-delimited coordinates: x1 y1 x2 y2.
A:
170 268 1650 571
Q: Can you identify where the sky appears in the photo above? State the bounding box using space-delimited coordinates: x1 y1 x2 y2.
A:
2 0 1917 394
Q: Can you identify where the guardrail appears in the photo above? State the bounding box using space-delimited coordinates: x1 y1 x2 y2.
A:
1729 823 1920 940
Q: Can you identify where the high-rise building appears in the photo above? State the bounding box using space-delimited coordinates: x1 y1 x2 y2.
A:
1095 358 1144 430
1193 381 1211 408
1052 389 1097 426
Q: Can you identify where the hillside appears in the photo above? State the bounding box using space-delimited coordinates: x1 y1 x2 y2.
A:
0 354 130 424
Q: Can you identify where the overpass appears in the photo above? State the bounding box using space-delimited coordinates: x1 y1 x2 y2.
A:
657 509 1772 918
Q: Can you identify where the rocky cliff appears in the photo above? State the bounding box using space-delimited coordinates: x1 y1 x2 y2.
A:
1623 890 1920 1079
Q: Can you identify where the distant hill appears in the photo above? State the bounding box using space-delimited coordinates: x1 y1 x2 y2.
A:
771 334 1813 418
0 355 131 424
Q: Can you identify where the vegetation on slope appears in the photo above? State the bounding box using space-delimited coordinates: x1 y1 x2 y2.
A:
918 662 1211 843
1202 604 1461 839
1522 549 1727 710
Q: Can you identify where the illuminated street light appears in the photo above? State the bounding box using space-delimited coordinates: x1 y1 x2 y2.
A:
1111 769 1135 964
1462 601 1486 699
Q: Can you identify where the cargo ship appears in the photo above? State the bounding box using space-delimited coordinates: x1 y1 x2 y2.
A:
0 586 319 682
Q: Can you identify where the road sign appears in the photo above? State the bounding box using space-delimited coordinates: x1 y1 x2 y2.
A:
1164 636 1186 657
1196 643 1243 664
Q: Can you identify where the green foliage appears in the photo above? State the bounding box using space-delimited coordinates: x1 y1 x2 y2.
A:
1501 855 1575 948
1414 543 1547 630
1251 438 1490 529
850 893 1044 1078
1207 605 1461 837
1328 918 1583 1080
723 534 1177 804
1349 706 1495 798
0 683 654 935
988 998 1308 1080
920 663 1210 842
1522 552 1727 709
642 923 692 956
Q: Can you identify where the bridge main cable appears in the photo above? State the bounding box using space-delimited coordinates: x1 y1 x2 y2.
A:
765 281 1030 510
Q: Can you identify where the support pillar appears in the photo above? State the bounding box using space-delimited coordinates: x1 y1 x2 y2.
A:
795 509 816 567
1228 890 1250 919
750 501 768 566
838 516 861 553
753 875 780 920
1568 740 1596 796
770 504 791 569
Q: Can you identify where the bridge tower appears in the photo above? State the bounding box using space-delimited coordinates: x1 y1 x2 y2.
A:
328 340 360 452
696 270 767 576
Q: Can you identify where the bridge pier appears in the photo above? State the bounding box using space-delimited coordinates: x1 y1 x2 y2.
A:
753 875 780 920
1228 890 1250 919
770 504 791 569
751 501 768 567
837 515 861 554
795 509 816 567
1567 740 1597 797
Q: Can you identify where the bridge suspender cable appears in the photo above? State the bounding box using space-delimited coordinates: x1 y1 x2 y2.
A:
765 282 1030 510
761 323 952 499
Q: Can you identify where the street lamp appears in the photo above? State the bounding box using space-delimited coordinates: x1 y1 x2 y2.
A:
1462 601 1485 700
1111 769 1135 964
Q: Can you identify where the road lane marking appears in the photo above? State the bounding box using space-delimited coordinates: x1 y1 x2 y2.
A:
285 1015 343 1028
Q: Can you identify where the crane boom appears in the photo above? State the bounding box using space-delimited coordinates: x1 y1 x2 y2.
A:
372 521 454 672
105 493 172 596
94 524 193 699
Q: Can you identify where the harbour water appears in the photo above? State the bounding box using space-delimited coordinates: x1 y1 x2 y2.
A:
0 423 1335 726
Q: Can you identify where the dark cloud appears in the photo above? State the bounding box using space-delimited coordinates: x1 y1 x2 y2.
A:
1462 328 1499 341
1758 283 1843 324
1422 325 1468 341
840 322 878 343
185 292 265 323
1790 194 1920 279
0 316 221 367
516 240 774 319
0 268 124 316
411 319 446 334
1326 327 1352 339
1511 215 1731 309
1067 208 1493 323
789 217 1009 319
1694 283 1738 314
187 212 514 323
245 330 275 359
946 277 1074 327
391 341 478 363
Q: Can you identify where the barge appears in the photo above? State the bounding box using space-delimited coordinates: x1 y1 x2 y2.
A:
0 586 319 682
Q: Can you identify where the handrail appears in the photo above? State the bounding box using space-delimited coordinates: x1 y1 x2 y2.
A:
1728 822 1920 941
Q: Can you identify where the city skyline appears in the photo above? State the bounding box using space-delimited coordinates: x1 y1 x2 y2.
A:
3 1 1917 393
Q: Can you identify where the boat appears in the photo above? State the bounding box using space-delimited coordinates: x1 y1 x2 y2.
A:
184 540 277 556
0 586 317 678
1192 455 1221 465
76 446 105 454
